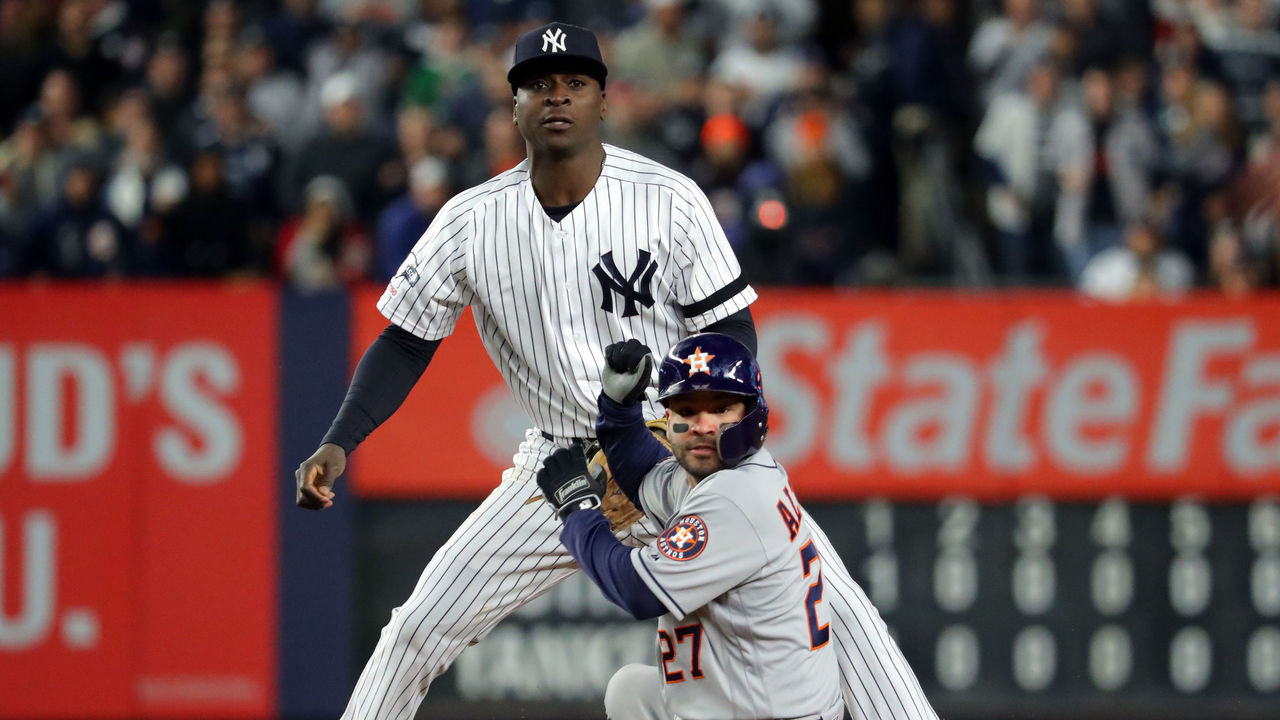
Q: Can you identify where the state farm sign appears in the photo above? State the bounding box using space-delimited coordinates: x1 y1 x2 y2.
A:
754 292 1280 500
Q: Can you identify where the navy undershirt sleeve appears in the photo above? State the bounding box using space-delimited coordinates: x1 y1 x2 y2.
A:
702 306 757 355
561 509 666 620
595 394 672 511
321 324 440 454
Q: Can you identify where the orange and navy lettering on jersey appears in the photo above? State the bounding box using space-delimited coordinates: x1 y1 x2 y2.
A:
776 485 803 541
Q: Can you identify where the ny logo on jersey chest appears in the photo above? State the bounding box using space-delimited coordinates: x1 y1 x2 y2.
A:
592 250 658 318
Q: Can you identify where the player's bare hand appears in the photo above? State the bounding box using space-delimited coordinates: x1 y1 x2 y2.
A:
296 443 346 510
602 339 654 406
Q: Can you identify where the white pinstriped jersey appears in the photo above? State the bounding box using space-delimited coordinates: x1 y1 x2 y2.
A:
378 144 756 438
630 448 841 720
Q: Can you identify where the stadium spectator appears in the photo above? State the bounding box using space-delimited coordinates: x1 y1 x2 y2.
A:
1197 0 1280 135
262 0 331 75
1233 78 1280 285
0 0 46 135
36 0 124 117
765 61 872 279
1048 65 1159 281
235 25 306 152
159 148 255 277
1206 220 1258 295
202 0 241 47
200 84 279 218
35 68 103 169
170 59 235 163
399 14 481 116
287 71 399 223
968 0 1053 107
479 107 526 180
0 107 61 241
102 106 186 256
1162 78 1242 267
375 156 448 282
976 58 1066 281
277 174 371 289
710 9 807 124
25 156 130 277
706 0 819 46
142 35 192 140
1079 217 1193 300
610 0 705 129
395 105 436 171
1054 0 1123 75
691 111 784 266
303 17 392 136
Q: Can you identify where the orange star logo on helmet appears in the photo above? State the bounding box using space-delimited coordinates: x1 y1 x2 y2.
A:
681 347 715 376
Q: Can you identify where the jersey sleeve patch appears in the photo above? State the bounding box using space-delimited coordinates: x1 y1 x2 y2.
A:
656 514 709 561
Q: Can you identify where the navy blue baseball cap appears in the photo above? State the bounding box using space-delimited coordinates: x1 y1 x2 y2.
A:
508 22 607 94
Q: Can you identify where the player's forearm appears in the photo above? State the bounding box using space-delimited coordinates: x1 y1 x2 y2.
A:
561 509 666 620
321 324 440 454
595 394 670 508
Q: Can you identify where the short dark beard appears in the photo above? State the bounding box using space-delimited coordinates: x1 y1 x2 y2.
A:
675 447 722 483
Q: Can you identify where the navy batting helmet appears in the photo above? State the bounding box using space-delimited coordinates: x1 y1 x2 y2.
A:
657 333 769 467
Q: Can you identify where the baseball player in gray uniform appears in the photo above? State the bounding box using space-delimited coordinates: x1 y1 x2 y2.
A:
295 20 936 720
536 333 843 720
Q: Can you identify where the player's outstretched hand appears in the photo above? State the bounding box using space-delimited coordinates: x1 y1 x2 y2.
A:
602 339 654 406
296 443 346 510
537 444 605 520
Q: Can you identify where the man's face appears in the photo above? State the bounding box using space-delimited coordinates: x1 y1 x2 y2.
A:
513 71 605 155
1126 224 1159 257
665 391 748 482
326 98 362 134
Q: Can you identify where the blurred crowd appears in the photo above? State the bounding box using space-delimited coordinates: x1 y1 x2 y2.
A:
1 0 1279 300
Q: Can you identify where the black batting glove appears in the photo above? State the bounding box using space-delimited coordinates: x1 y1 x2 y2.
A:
537 445 605 520
602 339 654 406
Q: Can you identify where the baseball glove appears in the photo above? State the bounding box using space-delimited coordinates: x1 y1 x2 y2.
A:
585 418 670 531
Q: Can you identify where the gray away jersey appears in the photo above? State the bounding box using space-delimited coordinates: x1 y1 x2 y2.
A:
376 144 756 438
630 448 842 720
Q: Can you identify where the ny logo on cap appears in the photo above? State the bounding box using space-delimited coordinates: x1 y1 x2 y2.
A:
541 27 567 53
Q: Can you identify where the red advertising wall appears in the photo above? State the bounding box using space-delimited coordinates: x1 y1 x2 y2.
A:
0 284 277 718
350 288 1280 501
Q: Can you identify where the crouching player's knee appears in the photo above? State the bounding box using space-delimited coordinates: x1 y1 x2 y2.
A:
605 664 668 720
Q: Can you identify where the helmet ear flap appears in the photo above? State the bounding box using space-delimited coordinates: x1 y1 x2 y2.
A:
716 396 769 467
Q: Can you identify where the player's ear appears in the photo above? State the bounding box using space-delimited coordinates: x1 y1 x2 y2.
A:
600 91 606 120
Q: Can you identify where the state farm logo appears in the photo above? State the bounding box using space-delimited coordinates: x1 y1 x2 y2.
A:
758 317 1280 480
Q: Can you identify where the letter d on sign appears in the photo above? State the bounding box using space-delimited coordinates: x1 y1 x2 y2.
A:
27 344 114 480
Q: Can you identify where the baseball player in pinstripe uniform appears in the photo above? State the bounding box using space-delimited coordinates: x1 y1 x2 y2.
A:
537 333 844 720
294 21 937 720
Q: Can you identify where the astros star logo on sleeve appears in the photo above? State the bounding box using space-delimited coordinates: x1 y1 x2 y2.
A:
657 515 709 560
